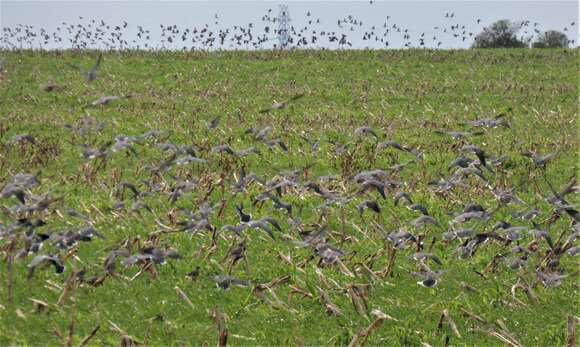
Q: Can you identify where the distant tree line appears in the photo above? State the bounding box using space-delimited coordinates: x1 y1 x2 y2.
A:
473 19 569 48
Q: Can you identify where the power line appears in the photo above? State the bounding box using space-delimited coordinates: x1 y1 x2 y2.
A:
277 4 290 49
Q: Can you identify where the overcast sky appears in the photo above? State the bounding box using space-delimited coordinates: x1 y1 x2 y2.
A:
1 1 578 49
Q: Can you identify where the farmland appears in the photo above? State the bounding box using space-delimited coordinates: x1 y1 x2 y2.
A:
0 49 578 346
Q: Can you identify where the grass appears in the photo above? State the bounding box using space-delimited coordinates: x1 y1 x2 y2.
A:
0 48 578 346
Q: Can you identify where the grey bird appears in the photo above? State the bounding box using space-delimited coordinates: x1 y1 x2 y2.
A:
235 203 252 223
122 247 180 267
355 126 379 138
410 252 443 265
68 53 102 82
521 150 556 167
111 135 139 155
512 208 540 221
452 165 487 182
443 228 474 241
535 269 567 287
259 93 304 113
505 226 526 241
234 147 261 157
356 199 381 217
506 257 527 270
253 192 292 215
9 133 36 145
394 191 413 206
66 207 89 220
512 245 532 256
208 116 220 129
529 223 553 249
463 114 510 128
0 173 39 203
28 254 64 279
448 155 475 170
246 220 276 240
411 215 441 228
490 187 522 205
454 228 475 239
0 184 27 204
544 178 580 223
174 155 207 165
461 145 489 169
298 227 328 247
452 211 490 224
386 230 417 249
211 145 260 158
254 126 273 141
116 181 143 200
265 139 288 152
376 140 409 152
186 266 201 281
434 130 482 140
462 202 486 213
353 169 391 183
40 83 65 92
411 269 446 287
428 175 464 192
408 203 429 215
211 145 236 155
90 95 130 107
566 246 580 256
212 275 249 289
232 169 264 193
358 179 387 200
81 141 112 159
222 224 249 236
442 230 457 241
257 216 282 231
315 243 345 265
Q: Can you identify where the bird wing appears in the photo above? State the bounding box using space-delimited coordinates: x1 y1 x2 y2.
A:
91 54 103 72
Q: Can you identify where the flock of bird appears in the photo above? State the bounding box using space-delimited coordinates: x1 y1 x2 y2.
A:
2 51 578 293
1 8 576 50
0 36 578 344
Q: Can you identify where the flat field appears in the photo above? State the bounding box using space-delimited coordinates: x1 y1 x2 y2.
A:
0 49 578 346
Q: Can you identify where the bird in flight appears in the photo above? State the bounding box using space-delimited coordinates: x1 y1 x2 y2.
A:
259 93 304 113
68 53 103 82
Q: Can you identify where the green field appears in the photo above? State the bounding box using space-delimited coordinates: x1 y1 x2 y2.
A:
0 49 578 346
